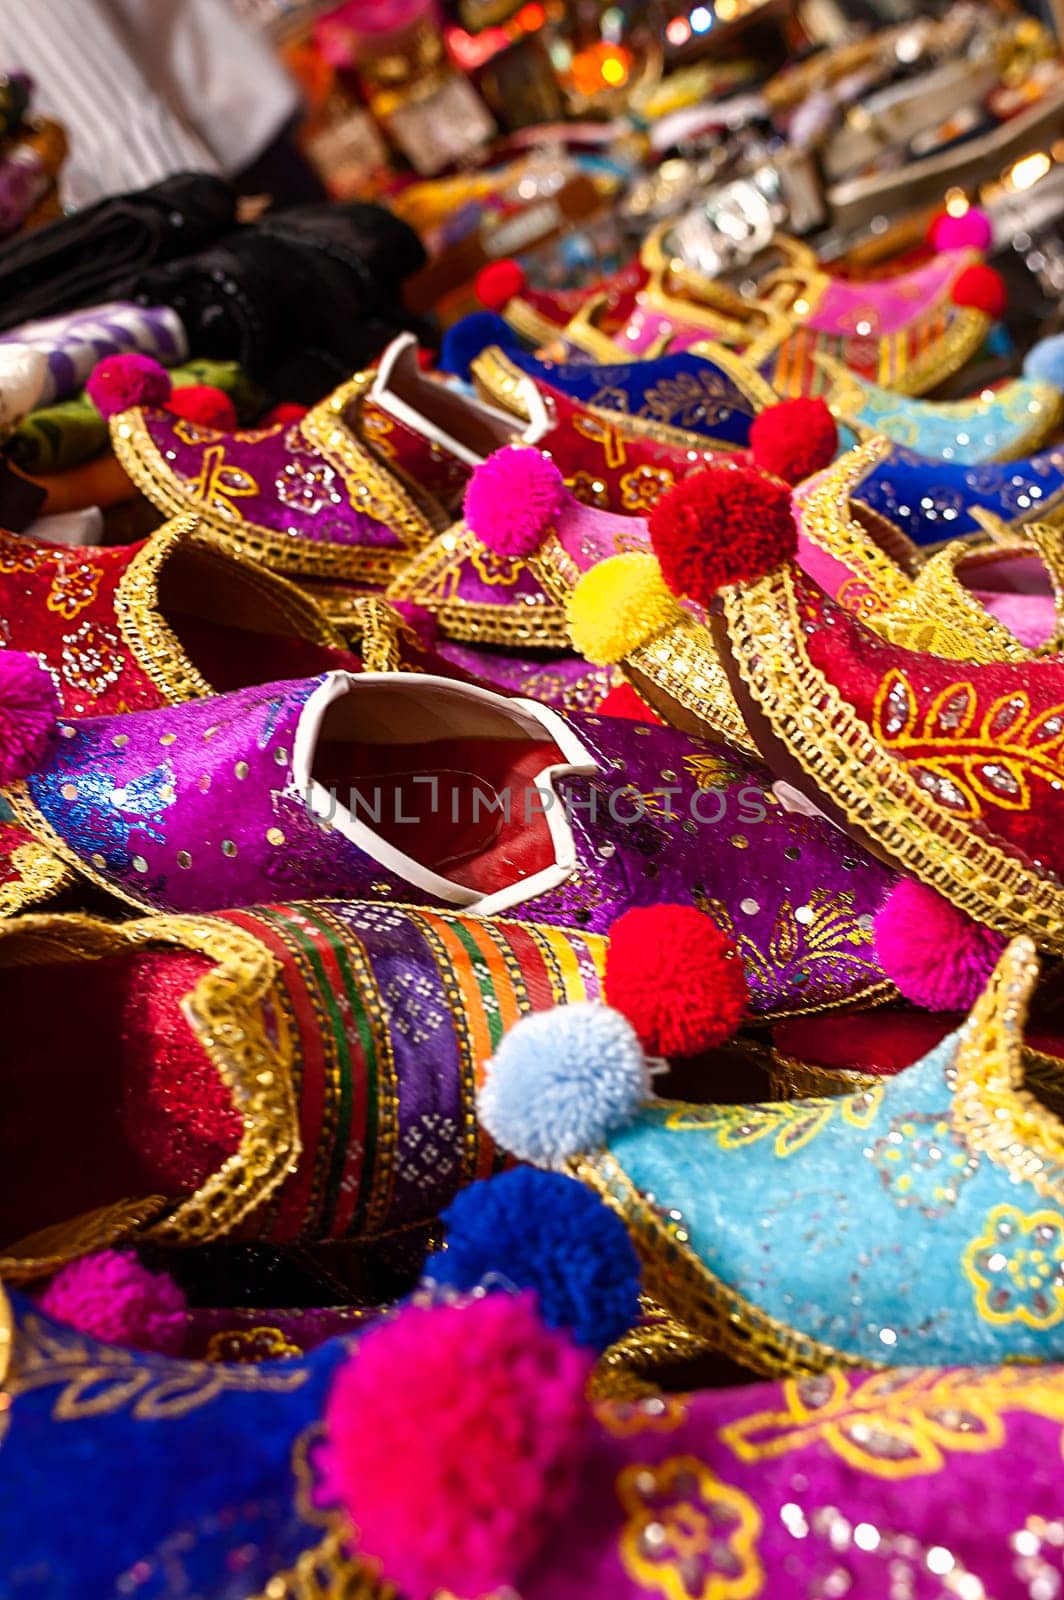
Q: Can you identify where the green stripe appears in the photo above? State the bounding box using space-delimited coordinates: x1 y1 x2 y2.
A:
268 907 369 1237
447 920 506 1051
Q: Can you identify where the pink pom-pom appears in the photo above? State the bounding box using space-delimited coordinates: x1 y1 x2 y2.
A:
463 445 566 557
0 650 58 783
38 1250 187 1355
324 1292 591 1600
87 353 172 419
261 401 308 427
874 880 1007 1010
929 206 993 253
165 384 236 430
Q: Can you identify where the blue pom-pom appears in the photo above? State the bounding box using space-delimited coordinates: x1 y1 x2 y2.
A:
1023 333 1064 392
425 1168 642 1351
477 1002 649 1167
439 312 523 382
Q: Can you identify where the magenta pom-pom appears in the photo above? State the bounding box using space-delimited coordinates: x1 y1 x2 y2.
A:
38 1249 187 1355
929 206 993 254
86 353 172 419
874 881 1007 1010
463 445 566 557
324 1292 591 1600
0 650 58 783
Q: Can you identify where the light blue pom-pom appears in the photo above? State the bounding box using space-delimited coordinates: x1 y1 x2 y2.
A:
477 1002 649 1168
1023 333 1064 392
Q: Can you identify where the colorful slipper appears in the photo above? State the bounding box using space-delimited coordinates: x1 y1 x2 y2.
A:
0 516 357 716
0 900 607 1277
480 936 1064 1369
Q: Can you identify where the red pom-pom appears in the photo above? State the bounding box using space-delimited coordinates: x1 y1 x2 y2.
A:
0 650 58 783
874 881 1007 1010
38 1249 187 1355
648 464 797 605
416 348 435 371
951 264 1007 319
749 398 838 485
87 353 172 419
324 1292 591 1600
605 904 749 1055
261 401 308 426
597 681 663 723
475 259 527 312
929 206 993 253
464 445 566 556
165 385 237 430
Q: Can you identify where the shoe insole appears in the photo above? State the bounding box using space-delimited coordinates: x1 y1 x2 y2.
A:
314 735 562 895
166 610 362 692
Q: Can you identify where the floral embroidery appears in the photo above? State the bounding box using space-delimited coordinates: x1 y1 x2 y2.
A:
59 620 125 695
664 1084 881 1157
617 1455 762 1600
620 465 676 511
566 469 611 510
358 407 398 461
721 1366 1064 1480
640 373 745 431
468 547 527 588
867 1112 979 1217
46 562 101 621
596 1395 689 1438
275 458 342 515
682 754 749 792
872 670 1064 818
963 1205 1064 1328
701 889 883 1013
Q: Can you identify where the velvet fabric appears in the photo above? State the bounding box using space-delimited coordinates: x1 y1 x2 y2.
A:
492 350 764 449
14 672 896 1015
0 1288 357 1600
588 1023 1064 1366
796 570 1064 874
520 1363 1064 1600
838 371 1059 463
856 442 1064 544
807 249 973 336
6 1283 1064 1600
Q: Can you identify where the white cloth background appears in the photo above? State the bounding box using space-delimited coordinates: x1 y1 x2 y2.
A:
0 0 300 205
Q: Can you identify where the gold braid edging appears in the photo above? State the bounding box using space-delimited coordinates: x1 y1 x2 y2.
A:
720 569 1064 950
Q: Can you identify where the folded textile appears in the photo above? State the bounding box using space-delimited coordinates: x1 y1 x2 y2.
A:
0 301 187 404
0 170 236 332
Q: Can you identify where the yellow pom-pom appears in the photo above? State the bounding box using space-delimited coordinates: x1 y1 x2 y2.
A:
566 553 684 665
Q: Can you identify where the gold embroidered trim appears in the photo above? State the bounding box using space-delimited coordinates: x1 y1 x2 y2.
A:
893 308 990 398
951 936 1064 1205
719 568 1064 949
795 440 914 615
0 910 299 1275
569 1151 873 1378
873 542 1034 662
112 389 431 585
531 533 756 755
0 840 74 917
591 1303 716 1401
0 1284 11 1387
471 347 748 455
386 522 569 648
115 520 349 706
